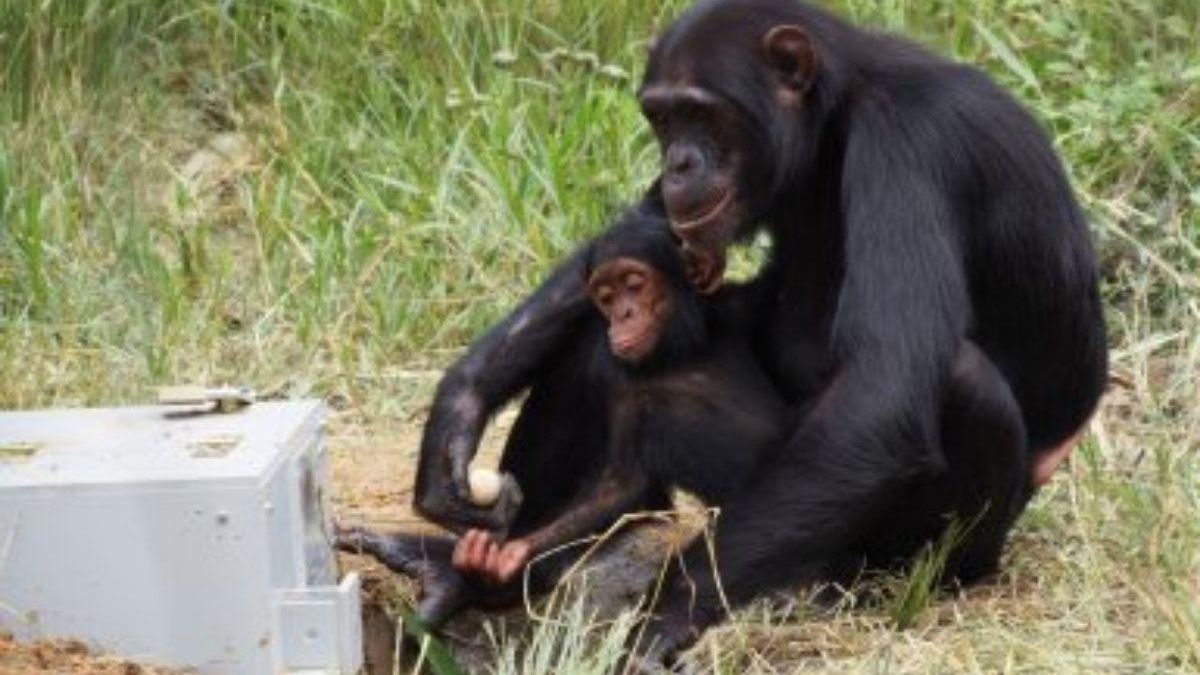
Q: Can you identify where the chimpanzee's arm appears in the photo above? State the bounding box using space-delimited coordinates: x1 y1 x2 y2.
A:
451 463 653 585
743 126 971 554
521 466 652 556
413 248 593 530
516 392 662 554
414 191 667 531
636 117 976 659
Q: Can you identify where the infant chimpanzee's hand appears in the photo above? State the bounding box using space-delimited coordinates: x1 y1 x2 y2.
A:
451 529 532 585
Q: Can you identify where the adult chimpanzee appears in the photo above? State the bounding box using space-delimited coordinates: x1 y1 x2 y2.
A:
410 0 1107 666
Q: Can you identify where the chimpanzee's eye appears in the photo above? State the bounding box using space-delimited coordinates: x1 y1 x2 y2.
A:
625 272 646 293
595 286 615 306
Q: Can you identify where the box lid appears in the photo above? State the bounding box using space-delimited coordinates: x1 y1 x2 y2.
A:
0 400 323 488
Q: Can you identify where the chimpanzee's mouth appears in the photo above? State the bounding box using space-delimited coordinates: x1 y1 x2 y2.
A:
670 189 734 232
612 331 654 361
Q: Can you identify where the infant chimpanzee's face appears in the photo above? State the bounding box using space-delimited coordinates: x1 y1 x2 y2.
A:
587 257 673 363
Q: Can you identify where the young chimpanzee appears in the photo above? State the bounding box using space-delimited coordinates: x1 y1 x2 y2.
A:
337 210 791 614
450 210 793 585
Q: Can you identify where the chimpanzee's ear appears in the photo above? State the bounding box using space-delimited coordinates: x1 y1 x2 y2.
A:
762 25 818 95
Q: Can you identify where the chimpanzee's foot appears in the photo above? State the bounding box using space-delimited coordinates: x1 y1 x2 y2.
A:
413 561 470 628
334 524 468 628
1031 427 1084 486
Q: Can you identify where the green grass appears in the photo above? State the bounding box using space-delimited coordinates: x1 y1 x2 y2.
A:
2 0 1198 672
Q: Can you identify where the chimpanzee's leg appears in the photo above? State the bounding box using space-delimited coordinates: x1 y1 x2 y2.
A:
859 341 1029 582
627 341 1026 667
334 526 468 626
930 341 1029 582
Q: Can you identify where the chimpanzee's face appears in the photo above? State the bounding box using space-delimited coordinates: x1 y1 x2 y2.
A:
587 257 673 363
639 82 743 294
640 17 819 292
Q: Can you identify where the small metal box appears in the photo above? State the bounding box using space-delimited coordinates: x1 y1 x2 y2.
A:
0 400 362 674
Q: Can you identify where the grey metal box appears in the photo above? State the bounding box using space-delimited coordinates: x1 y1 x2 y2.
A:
0 400 362 674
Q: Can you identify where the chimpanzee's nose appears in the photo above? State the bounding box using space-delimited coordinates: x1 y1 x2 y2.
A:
666 145 703 179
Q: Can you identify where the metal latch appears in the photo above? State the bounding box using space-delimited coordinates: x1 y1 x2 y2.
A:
157 386 256 413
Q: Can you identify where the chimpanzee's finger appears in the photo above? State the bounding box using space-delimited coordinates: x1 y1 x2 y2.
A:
497 540 530 582
450 532 470 569
468 529 492 570
484 540 502 580
453 529 484 570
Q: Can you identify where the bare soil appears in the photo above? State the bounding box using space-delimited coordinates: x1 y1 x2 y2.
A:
0 634 183 675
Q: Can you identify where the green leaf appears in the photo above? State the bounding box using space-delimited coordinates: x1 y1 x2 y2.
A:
397 606 467 675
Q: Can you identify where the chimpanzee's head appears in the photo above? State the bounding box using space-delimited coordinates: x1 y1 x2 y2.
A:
640 0 835 291
585 211 706 370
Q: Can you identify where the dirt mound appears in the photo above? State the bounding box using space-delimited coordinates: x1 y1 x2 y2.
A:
0 634 184 674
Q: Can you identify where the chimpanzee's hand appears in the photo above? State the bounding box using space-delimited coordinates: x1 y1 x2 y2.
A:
415 414 523 534
680 242 726 294
451 529 532 585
